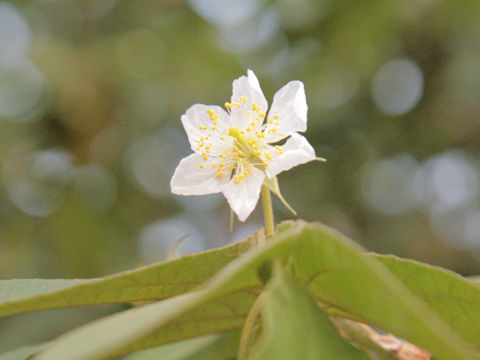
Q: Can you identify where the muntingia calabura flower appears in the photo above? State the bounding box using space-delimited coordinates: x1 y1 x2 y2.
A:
170 70 320 221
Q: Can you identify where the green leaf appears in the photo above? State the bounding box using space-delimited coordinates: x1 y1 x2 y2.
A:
124 331 239 360
0 343 50 360
0 230 263 318
34 222 478 360
372 254 480 348
249 265 369 360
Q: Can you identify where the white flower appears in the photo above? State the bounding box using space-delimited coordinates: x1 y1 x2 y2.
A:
170 70 317 221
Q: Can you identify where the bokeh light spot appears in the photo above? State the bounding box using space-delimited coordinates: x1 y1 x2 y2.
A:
372 58 424 115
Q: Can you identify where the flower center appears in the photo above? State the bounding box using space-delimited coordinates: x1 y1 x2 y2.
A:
195 100 286 185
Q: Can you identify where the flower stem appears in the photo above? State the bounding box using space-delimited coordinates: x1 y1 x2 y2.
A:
261 185 275 237
237 292 266 360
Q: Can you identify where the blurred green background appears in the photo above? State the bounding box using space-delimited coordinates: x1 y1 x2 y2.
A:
1 0 480 353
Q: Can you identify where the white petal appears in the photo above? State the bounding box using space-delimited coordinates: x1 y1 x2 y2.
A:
266 133 316 178
265 81 308 143
230 70 268 129
181 104 231 151
171 153 227 195
222 166 265 221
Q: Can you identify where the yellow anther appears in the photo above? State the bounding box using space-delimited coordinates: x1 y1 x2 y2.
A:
207 109 215 115
268 119 274 124
199 125 207 130
252 144 258 149
199 163 205 169
208 133 212 137
212 163 216 168
256 151 262 156
219 153 224 158
257 132 265 138
220 136 225 140
247 111 251 116
196 146 201 150
246 127 251 132
212 127 217 130
259 112 266 118
203 155 208 161
224 102 233 109
226 152 232 156
231 102 241 107
210 114 219 121
219 162 225 167
278 132 285 136
240 96 247 102
274 121 280 125
240 130 245 134
274 115 279 119
269 128 277 133
233 146 238 151
251 122 256 127
266 152 272 160
252 103 261 111
215 171 223 178
275 145 284 154
228 165 233 170
263 162 269 167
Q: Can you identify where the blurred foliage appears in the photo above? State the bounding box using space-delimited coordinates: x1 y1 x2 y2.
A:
0 0 480 353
